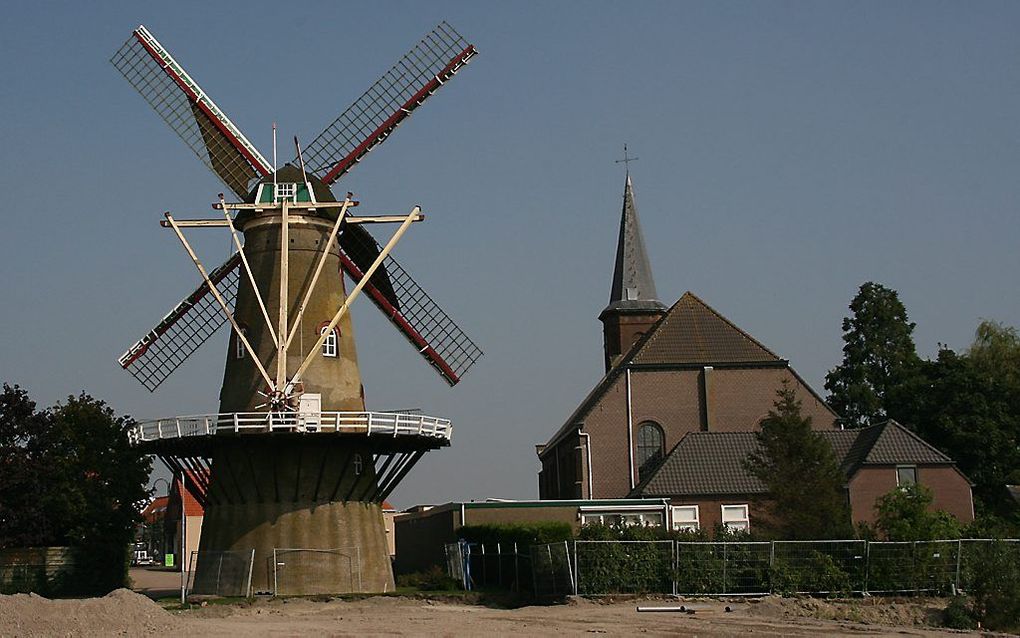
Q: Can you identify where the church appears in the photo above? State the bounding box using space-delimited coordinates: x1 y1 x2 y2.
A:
535 172 974 531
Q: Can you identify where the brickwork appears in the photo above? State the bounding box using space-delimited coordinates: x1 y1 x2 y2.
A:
848 466 974 526
710 367 836 431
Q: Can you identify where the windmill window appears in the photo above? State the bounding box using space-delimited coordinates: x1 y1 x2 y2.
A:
320 325 338 358
353 454 363 476
275 182 296 201
235 327 248 359
636 421 665 480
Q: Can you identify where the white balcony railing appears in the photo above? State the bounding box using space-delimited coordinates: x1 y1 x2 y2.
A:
128 411 453 444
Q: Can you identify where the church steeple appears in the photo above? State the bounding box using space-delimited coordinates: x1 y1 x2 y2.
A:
599 171 667 372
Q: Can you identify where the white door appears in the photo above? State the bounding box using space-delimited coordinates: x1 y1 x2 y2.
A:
298 393 321 431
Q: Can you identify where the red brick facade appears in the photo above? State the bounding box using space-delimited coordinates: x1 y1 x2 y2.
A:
847 466 974 526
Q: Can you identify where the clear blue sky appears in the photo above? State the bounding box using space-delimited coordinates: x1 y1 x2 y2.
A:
2 2 1018 507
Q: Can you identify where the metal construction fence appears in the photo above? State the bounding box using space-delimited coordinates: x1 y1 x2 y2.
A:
444 541 534 592
272 547 362 596
525 538 1020 598
186 550 255 598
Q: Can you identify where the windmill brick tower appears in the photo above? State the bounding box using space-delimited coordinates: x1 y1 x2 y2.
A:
112 23 481 595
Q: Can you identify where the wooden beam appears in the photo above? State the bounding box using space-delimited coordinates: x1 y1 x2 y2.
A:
159 219 230 227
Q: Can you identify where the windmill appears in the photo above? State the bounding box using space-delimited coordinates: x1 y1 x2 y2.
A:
111 22 481 595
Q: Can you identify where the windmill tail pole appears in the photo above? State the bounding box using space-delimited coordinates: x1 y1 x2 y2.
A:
291 206 421 386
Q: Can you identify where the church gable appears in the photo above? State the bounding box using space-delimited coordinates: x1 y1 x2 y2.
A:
630 292 784 367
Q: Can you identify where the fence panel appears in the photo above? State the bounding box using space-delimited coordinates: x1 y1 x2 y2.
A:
957 539 1020 593
575 540 674 596
771 540 867 594
675 541 770 595
187 550 255 597
530 542 573 598
273 547 362 596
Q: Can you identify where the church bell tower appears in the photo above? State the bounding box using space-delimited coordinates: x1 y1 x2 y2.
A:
598 171 666 371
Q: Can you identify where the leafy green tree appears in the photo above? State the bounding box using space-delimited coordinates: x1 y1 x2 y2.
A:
897 343 1020 522
825 282 920 428
745 382 851 539
873 483 962 541
0 385 151 594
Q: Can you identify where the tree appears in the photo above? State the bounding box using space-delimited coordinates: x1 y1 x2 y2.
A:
825 282 920 428
744 382 851 539
874 483 962 541
897 343 1020 522
0 385 151 594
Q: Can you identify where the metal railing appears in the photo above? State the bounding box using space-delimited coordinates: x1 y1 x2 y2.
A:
187 550 255 598
129 411 453 443
524 538 1020 598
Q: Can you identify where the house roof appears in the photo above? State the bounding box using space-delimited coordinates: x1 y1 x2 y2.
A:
601 173 666 317
540 291 792 455
173 470 208 518
141 496 169 523
635 420 957 497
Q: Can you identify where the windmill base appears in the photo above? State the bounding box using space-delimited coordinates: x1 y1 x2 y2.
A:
191 439 395 595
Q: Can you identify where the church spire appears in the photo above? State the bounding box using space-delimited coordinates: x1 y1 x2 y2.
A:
599 168 666 372
602 172 665 315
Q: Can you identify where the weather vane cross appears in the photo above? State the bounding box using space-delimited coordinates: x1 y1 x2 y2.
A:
615 144 639 170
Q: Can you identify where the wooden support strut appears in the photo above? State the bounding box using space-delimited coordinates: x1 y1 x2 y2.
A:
290 206 421 387
221 195 278 348
164 213 275 391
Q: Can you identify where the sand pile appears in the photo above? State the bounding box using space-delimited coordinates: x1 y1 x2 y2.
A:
0 588 177 636
747 595 942 627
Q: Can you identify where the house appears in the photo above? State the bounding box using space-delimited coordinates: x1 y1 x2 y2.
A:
535 170 975 532
537 173 838 501
633 420 974 531
165 470 206 570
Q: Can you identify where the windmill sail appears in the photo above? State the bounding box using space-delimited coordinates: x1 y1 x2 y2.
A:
119 254 242 391
111 25 272 198
337 228 482 385
301 22 477 185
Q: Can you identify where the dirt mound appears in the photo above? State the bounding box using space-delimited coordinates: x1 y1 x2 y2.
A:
747 595 944 627
0 588 177 637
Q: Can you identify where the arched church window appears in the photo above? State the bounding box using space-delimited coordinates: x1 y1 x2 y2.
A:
637 421 664 480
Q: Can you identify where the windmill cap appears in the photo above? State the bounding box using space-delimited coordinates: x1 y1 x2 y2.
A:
247 163 337 204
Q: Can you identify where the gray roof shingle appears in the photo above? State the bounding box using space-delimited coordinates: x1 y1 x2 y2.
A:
636 421 956 497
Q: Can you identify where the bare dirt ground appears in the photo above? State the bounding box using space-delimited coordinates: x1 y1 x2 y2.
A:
0 573 1009 637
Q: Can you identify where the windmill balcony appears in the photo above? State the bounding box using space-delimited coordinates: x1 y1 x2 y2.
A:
128 411 452 444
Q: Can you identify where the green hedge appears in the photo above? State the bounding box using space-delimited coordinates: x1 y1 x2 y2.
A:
457 522 573 548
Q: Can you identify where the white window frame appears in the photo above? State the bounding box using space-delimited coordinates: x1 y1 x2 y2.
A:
235 327 247 359
579 508 664 528
321 325 338 358
672 505 700 532
896 465 917 487
721 504 750 531
275 182 296 201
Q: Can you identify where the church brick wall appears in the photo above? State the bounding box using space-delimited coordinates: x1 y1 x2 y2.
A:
710 368 836 431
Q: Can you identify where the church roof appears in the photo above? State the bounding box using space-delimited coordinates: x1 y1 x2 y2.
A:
635 421 958 497
540 292 791 454
631 292 784 366
601 174 666 316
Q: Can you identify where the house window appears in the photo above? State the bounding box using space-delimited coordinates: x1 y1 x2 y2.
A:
235 327 247 359
580 510 663 527
637 421 665 480
896 466 917 487
321 325 338 357
353 454 363 476
721 504 750 531
672 505 700 532
275 182 296 201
